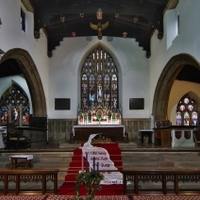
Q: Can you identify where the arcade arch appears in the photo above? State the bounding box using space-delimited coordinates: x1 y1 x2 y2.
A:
152 54 200 123
0 48 47 117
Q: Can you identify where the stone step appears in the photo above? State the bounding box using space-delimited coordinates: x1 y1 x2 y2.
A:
1 148 200 183
121 151 200 170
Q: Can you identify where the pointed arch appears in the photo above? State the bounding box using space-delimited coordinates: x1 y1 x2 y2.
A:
152 54 200 122
75 39 123 107
0 48 46 117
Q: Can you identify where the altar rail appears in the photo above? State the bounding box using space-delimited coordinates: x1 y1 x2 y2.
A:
121 169 200 195
0 169 58 195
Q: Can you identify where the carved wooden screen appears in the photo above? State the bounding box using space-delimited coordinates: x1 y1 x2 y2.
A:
81 46 118 110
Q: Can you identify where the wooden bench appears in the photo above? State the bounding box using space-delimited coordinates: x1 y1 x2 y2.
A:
121 169 200 195
0 169 58 195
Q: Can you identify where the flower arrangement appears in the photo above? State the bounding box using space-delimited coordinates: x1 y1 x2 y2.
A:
74 170 104 200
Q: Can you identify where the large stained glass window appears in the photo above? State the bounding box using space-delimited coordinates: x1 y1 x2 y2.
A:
176 95 198 126
81 46 118 110
0 84 30 126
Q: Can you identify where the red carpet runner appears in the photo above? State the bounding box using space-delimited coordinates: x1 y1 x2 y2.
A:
58 143 124 196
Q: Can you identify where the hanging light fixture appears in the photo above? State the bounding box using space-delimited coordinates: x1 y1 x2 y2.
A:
133 16 138 23
123 32 127 38
60 17 65 23
115 13 119 19
96 8 103 20
80 13 84 18
71 32 76 38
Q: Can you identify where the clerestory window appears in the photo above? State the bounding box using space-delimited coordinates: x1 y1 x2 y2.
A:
81 46 118 111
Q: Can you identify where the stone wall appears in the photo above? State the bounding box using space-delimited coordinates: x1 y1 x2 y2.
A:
123 118 151 142
48 119 77 143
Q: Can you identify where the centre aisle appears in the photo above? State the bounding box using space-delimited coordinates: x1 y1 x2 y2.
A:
58 134 124 196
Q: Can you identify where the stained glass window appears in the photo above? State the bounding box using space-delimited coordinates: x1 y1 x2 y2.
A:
81 46 118 110
176 95 198 126
0 84 30 126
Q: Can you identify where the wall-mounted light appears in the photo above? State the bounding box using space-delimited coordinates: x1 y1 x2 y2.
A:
0 18 2 27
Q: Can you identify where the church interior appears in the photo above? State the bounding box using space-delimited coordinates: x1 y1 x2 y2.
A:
1 0 200 199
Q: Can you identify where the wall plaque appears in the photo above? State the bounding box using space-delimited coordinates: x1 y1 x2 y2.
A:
55 98 70 110
129 98 144 110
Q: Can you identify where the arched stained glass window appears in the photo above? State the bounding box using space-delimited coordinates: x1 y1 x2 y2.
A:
81 46 118 110
0 84 30 126
176 95 198 126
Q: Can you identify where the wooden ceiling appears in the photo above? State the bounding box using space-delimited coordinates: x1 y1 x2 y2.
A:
27 0 178 58
3 0 200 84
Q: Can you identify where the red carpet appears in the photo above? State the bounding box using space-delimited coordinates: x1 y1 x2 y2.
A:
58 143 124 196
1 195 200 199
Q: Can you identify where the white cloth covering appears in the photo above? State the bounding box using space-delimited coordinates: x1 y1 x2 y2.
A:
80 134 123 185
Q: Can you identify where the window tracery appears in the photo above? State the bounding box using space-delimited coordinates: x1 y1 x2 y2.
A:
0 84 30 126
81 46 118 110
176 95 198 126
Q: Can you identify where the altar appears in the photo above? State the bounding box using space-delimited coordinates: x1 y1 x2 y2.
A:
72 125 126 143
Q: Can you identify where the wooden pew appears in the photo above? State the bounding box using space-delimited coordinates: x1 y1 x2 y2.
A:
121 169 200 195
0 169 58 195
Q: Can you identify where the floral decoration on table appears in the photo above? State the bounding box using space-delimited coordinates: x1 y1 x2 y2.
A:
74 170 104 200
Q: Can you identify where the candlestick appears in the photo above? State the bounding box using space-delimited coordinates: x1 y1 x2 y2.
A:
97 162 99 172
86 153 88 171
81 152 83 172
93 157 95 171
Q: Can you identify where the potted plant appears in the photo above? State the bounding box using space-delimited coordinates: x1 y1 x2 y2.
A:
74 170 104 200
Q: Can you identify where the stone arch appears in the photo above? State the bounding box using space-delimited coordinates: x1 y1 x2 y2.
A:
0 48 47 117
152 54 200 122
